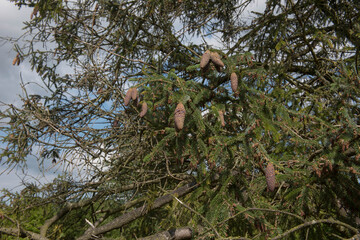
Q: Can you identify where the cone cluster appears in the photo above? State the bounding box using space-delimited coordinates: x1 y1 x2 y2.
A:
265 162 276 192
123 87 148 118
123 48 238 130
12 53 20 66
200 50 239 96
200 50 225 72
124 93 186 130
124 88 138 106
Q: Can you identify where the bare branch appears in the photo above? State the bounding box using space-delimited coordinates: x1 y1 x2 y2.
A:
272 219 359 240
137 227 192 240
0 227 49 240
76 182 197 240
40 198 96 237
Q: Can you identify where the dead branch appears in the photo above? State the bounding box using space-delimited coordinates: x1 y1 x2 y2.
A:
76 182 197 240
137 227 192 240
0 227 49 240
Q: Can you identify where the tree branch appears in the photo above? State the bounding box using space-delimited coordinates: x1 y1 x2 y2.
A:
314 1 360 47
40 198 96 237
40 176 170 237
272 218 359 240
76 182 197 240
172 194 221 238
137 227 192 240
0 227 49 240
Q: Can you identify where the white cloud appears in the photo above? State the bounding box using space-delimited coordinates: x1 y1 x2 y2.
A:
0 1 41 107
0 0 32 37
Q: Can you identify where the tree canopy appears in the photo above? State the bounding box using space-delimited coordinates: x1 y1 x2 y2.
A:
1 0 360 239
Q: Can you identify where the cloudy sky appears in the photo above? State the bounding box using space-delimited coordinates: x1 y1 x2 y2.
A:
0 0 59 191
0 0 266 191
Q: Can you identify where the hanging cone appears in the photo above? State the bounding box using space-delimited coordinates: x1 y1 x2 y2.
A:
174 103 186 130
30 5 39 19
12 54 20 66
139 102 148 117
230 72 238 93
124 88 133 106
12 56 18 66
265 162 276 192
131 88 138 101
218 110 225 127
210 52 224 69
200 50 211 69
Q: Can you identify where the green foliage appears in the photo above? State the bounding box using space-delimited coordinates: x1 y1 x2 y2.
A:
1 0 360 239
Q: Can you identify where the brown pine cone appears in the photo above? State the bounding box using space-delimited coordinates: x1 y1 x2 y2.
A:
124 88 133 106
218 110 225 127
200 50 211 69
174 103 186 130
265 162 276 192
131 88 138 101
12 57 17 66
230 72 238 93
210 52 224 68
12 54 20 66
139 102 148 117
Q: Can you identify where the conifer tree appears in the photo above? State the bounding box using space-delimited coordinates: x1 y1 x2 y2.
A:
1 0 360 239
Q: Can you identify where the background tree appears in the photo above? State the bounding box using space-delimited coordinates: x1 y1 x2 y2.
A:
1 0 360 239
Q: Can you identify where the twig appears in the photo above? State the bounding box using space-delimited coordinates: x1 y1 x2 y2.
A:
171 194 222 239
218 207 305 227
137 227 192 240
346 233 360 240
85 218 95 229
164 153 183 181
272 218 359 240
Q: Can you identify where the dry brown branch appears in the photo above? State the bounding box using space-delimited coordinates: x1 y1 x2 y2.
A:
137 227 192 240
40 198 96 237
0 227 49 240
76 182 197 240
272 219 359 240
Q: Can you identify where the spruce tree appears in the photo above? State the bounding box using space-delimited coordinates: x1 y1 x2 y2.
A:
1 0 360 239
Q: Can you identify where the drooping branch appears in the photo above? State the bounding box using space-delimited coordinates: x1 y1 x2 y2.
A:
76 182 197 240
0 227 49 240
40 198 96 237
272 218 359 240
314 1 360 47
137 227 192 240
40 177 170 237
172 194 222 238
